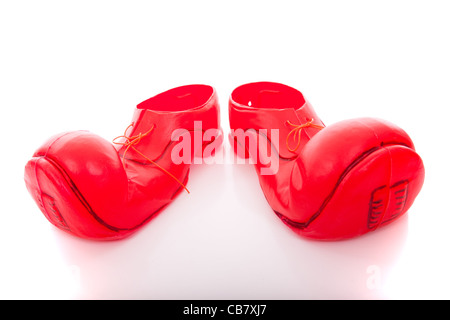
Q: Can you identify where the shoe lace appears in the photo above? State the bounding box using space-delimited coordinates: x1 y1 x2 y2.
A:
285 119 324 153
113 123 190 194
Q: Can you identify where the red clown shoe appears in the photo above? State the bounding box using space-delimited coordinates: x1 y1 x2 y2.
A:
229 81 424 240
25 84 222 240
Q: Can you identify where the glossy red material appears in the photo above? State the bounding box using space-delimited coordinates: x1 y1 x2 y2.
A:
25 85 222 240
229 82 425 240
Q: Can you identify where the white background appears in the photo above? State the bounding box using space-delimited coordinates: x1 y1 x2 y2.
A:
1 0 449 299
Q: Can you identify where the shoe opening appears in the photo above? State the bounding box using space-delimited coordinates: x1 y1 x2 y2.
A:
231 82 306 110
137 84 214 112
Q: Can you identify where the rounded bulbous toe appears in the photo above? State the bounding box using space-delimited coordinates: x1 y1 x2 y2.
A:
24 131 130 240
287 118 425 240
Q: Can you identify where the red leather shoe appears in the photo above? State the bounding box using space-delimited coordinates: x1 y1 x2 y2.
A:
229 81 424 240
25 84 222 240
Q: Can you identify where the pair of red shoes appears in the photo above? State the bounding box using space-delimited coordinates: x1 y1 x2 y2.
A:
24 82 425 241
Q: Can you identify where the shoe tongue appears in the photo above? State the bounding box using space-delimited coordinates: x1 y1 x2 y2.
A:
229 82 325 158
116 108 193 162
114 84 220 164
117 97 220 163
230 101 324 159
